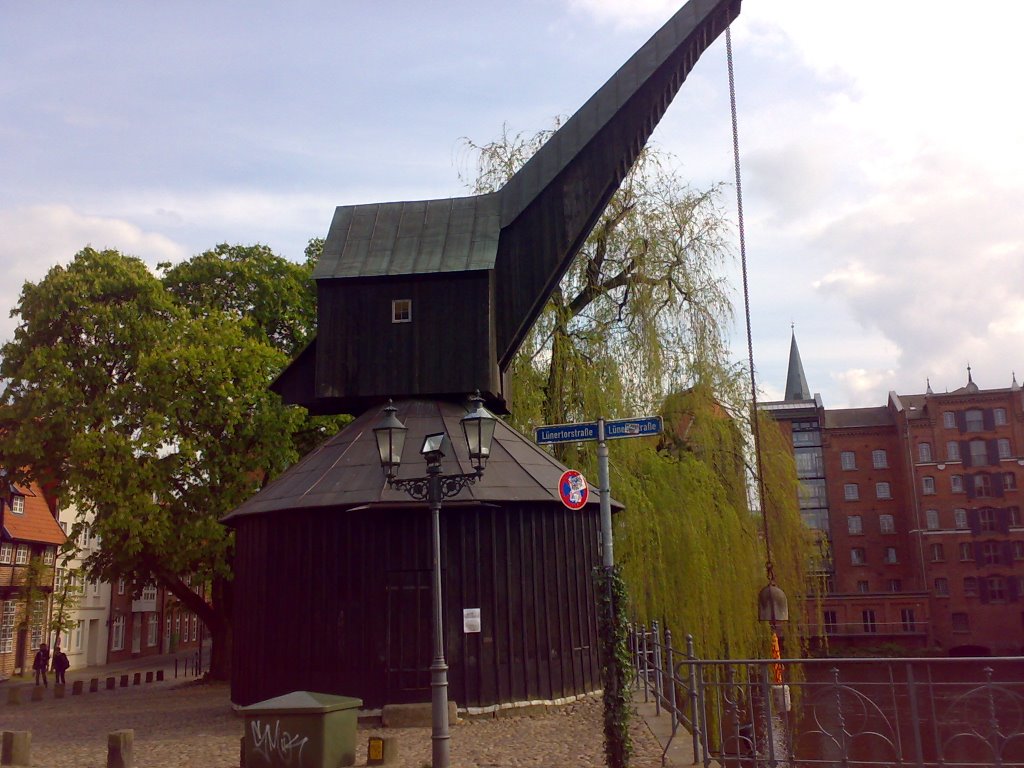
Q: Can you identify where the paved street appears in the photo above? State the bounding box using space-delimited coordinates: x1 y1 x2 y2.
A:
1 669 676 767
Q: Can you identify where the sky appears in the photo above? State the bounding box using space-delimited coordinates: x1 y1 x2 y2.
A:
3 0 1023 409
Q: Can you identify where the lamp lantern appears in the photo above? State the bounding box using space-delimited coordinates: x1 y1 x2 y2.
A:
373 401 408 479
460 391 497 474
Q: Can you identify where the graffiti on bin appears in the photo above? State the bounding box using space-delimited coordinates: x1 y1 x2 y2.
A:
249 719 310 767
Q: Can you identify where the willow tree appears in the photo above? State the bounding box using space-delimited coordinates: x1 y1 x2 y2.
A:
464 126 812 661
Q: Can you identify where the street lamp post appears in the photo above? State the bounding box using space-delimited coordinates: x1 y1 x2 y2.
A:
373 394 496 768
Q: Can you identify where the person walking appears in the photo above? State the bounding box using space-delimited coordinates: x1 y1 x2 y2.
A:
32 642 50 687
52 647 70 685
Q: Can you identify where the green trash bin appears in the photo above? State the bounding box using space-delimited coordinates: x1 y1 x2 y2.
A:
241 691 363 768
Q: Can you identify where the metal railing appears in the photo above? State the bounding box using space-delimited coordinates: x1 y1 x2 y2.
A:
630 621 1024 767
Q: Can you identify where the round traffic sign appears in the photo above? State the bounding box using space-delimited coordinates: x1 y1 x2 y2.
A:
558 469 589 510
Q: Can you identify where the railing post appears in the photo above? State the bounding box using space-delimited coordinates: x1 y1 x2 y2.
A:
665 627 678 737
652 619 663 716
640 623 650 703
906 662 926 768
686 634 705 766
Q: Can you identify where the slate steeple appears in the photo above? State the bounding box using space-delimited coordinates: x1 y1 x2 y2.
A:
784 329 812 402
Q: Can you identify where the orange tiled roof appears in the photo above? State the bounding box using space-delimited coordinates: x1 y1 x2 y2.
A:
3 483 67 546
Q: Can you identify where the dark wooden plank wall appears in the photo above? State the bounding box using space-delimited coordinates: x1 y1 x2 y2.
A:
315 271 499 402
230 503 601 709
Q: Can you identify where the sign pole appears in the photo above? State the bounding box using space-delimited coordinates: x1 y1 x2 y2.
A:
597 418 613 567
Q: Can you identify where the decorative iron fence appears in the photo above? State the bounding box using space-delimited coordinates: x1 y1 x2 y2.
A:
630 622 1024 767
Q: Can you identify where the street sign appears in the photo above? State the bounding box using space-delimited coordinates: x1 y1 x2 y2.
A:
604 416 663 440
557 469 589 510
535 421 599 445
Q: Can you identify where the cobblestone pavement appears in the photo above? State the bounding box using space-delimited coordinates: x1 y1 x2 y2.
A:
1 679 670 767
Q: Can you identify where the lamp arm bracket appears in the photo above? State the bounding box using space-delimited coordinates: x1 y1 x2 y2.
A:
388 472 481 502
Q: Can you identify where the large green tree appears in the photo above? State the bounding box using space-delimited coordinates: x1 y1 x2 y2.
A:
464 126 812 662
0 246 308 678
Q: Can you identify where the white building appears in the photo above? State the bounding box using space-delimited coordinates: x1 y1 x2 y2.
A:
54 504 110 668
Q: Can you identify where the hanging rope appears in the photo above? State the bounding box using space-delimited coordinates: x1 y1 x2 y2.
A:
726 27 776 585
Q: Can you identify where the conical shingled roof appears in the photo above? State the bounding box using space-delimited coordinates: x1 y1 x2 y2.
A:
784 331 811 402
222 399 614 522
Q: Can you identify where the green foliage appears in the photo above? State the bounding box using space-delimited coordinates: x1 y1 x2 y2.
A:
596 566 633 768
0 244 324 678
465 124 813 670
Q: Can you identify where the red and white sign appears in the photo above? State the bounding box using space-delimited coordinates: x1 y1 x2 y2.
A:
557 469 589 510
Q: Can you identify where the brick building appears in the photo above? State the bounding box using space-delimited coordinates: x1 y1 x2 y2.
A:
106 578 203 663
763 333 1024 655
0 479 66 678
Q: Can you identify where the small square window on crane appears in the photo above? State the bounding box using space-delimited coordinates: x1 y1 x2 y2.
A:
392 299 412 323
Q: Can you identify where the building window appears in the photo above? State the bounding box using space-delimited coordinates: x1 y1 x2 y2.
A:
848 515 863 535
944 412 956 429
42 546 55 565
951 474 964 493
862 609 877 633
15 545 30 565
1005 473 1017 491
930 542 945 562
1014 541 1024 560
974 474 992 497
92 579 100 596
935 577 950 595
0 602 15 653
946 441 960 461
112 616 125 651
147 615 159 647
10 496 25 514
982 541 1000 565
841 451 857 470
857 580 870 593
823 610 837 635
995 407 1008 425
29 599 44 649
954 508 968 529
141 584 157 602
919 442 932 463
851 547 866 565
900 608 916 632
74 620 83 650
1011 507 1021 526
969 440 988 466
0 543 12 565
876 482 891 499
118 578 125 595
192 615 198 642
884 547 899 564
965 409 984 432
879 514 895 534
844 483 859 501
922 476 935 495
987 576 1007 602
925 509 940 530
888 579 902 593
391 299 412 323
979 508 997 532
872 449 888 469
959 542 974 561
952 612 970 633
963 577 978 596
998 439 1012 459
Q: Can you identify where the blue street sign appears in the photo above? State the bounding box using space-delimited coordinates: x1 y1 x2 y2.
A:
535 421 599 445
604 416 663 440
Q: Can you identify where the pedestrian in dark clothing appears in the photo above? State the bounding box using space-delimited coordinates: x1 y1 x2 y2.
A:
33 643 50 687
52 648 70 685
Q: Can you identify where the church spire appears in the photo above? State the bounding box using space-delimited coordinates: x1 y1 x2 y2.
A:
784 328 812 401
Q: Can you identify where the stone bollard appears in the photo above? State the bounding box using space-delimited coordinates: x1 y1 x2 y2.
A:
239 736 246 768
132 672 141 686
74 681 85 696
156 670 164 682
6 688 20 706
89 678 99 693
367 736 399 765
107 729 133 768
54 684 66 699
106 677 115 690
119 675 129 688
1 730 32 766
145 671 153 684
30 688 44 702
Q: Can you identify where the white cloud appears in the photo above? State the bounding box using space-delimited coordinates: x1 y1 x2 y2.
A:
0 205 188 344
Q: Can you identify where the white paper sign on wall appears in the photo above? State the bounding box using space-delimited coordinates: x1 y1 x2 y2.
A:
463 608 481 633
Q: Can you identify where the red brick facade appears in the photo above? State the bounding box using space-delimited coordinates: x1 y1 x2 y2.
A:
106 580 204 662
765 375 1024 655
